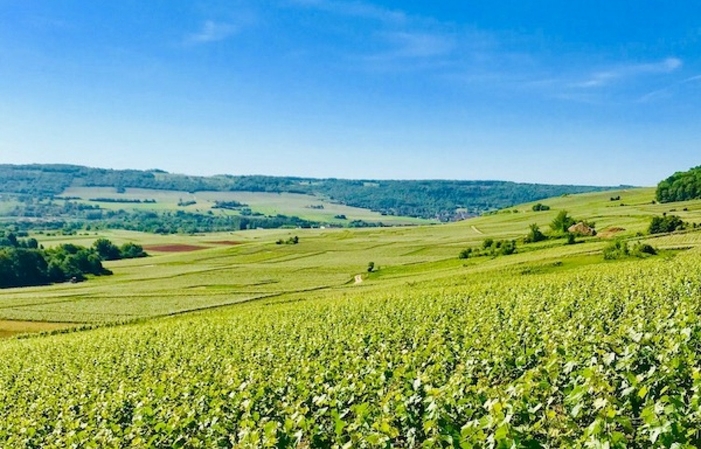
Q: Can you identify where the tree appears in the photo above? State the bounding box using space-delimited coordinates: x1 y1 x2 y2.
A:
524 223 547 243
566 233 576 245
550 210 576 234
648 214 685 234
458 248 472 259
499 240 517 256
367 262 375 272
603 240 629 260
119 242 147 259
93 238 121 261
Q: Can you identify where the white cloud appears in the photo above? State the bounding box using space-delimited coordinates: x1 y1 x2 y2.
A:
574 57 682 88
638 72 701 103
382 32 454 59
186 21 238 45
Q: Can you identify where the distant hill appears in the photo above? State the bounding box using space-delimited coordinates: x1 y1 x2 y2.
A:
656 166 701 203
0 164 617 220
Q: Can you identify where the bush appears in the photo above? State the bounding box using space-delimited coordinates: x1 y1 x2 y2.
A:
524 223 547 243
93 238 121 261
603 240 629 260
120 243 147 259
532 203 550 211
458 248 472 259
648 214 685 234
499 240 517 256
631 242 657 257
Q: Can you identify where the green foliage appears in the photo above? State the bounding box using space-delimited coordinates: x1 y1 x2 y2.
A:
566 232 576 245
656 166 701 202
604 240 659 260
276 236 299 245
649 214 686 234
212 200 248 210
93 238 121 261
474 238 517 257
550 210 576 234
0 237 111 288
119 242 147 259
498 239 517 255
524 223 547 243
0 164 613 220
3 253 701 446
458 247 472 259
630 242 658 257
367 261 375 272
603 240 630 260
93 238 147 260
532 202 550 211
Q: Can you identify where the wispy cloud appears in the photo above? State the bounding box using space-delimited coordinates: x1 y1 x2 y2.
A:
287 0 406 24
186 20 238 45
638 72 701 103
380 32 454 59
574 57 682 88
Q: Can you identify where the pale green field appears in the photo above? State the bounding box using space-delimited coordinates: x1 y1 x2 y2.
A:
58 186 434 225
3 187 701 329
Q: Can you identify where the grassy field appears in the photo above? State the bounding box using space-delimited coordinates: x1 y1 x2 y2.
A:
4 187 701 445
57 186 434 225
2 186 701 329
2 213 701 445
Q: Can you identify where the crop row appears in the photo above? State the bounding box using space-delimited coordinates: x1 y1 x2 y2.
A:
1 252 701 447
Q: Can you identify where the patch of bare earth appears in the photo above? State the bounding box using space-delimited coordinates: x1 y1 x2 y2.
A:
599 227 626 238
0 321 75 339
143 244 208 252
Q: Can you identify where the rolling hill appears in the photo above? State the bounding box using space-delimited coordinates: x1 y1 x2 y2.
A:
0 164 618 222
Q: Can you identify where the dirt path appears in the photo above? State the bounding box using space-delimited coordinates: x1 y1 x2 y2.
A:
354 275 363 284
471 225 484 235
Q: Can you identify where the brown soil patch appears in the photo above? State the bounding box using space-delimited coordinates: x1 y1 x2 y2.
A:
0 321 75 339
206 240 243 245
143 244 208 252
599 227 626 238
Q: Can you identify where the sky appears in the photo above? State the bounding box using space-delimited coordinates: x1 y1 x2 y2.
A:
1 1 701 186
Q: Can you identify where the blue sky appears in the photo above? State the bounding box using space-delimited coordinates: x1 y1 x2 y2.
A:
2 1 700 185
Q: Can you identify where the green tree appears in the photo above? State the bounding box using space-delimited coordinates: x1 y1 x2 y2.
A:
119 242 147 259
93 238 121 261
648 214 685 234
550 210 576 234
524 223 547 243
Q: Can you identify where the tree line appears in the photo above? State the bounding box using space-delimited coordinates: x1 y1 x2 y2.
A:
0 232 146 289
0 164 614 220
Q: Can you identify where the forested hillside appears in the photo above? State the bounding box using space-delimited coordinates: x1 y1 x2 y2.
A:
0 164 615 220
657 166 701 203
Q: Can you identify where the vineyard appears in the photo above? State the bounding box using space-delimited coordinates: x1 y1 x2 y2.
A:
2 187 701 447
2 249 701 447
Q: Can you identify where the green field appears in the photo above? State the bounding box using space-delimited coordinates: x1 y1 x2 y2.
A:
2 187 700 326
57 187 434 225
3 187 701 446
